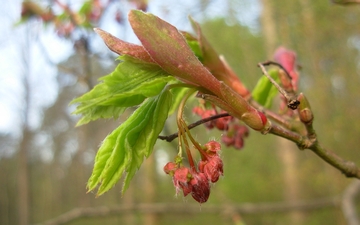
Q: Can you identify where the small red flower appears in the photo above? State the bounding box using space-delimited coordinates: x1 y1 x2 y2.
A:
202 109 217 129
221 124 249 150
163 162 177 175
203 156 224 183
190 172 210 203
204 140 221 154
164 140 224 203
172 167 192 196
221 134 235 147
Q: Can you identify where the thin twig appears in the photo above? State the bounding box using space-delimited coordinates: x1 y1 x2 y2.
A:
158 113 230 142
260 61 292 80
269 124 311 148
258 62 300 110
250 99 294 131
303 119 317 143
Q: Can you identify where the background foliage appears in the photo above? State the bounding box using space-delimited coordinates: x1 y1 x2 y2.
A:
0 0 360 225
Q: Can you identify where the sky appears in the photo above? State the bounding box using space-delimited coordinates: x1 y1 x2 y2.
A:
0 0 260 136
0 2 71 135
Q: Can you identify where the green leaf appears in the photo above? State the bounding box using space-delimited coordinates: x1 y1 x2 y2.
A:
78 1 92 15
187 40 203 61
87 123 123 192
71 56 174 125
168 87 189 115
86 89 172 196
252 69 280 108
182 33 203 62
122 88 172 193
76 106 126 126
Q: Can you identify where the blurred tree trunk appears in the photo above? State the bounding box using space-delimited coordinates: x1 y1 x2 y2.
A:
73 37 93 208
18 128 32 225
17 24 32 225
122 187 136 224
143 154 157 225
261 0 277 57
73 127 91 207
260 1 304 224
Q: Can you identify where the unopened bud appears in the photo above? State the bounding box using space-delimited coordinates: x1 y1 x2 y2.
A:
278 69 294 93
241 110 270 133
297 93 313 123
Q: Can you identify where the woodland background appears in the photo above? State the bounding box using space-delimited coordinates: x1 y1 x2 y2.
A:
1 0 360 225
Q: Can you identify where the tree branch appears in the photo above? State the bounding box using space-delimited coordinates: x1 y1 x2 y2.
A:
309 143 360 178
256 61 360 179
250 99 298 131
331 0 360 5
258 61 300 110
34 197 340 225
158 112 230 142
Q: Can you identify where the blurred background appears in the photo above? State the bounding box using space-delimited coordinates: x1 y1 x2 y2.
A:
1 0 360 224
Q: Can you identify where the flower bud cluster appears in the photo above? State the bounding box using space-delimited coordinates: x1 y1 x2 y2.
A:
192 106 232 130
163 141 223 203
193 106 249 150
221 124 249 150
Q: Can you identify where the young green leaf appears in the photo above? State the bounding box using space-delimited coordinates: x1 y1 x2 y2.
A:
71 56 174 126
86 89 172 196
181 31 203 61
122 88 172 193
168 86 189 115
87 123 124 192
252 68 280 108
89 98 154 196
